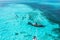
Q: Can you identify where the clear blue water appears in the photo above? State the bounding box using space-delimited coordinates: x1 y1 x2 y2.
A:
0 3 60 40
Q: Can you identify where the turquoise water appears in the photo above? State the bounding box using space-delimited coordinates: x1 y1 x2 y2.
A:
0 3 60 40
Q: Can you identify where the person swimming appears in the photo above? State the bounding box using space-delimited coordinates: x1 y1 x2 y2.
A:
33 36 37 40
28 22 44 27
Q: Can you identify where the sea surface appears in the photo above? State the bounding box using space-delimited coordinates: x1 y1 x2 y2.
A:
0 3 60 40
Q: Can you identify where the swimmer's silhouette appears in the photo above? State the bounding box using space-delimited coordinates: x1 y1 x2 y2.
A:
33 36 37 40
28 22 44 27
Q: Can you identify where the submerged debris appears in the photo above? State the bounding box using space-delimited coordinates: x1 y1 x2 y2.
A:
15 32 19 35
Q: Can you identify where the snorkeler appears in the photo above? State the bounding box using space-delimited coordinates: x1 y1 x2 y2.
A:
28 22 44 27
33 36 37 40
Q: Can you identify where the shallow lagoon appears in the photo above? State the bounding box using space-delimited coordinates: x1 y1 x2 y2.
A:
0 3 60 40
